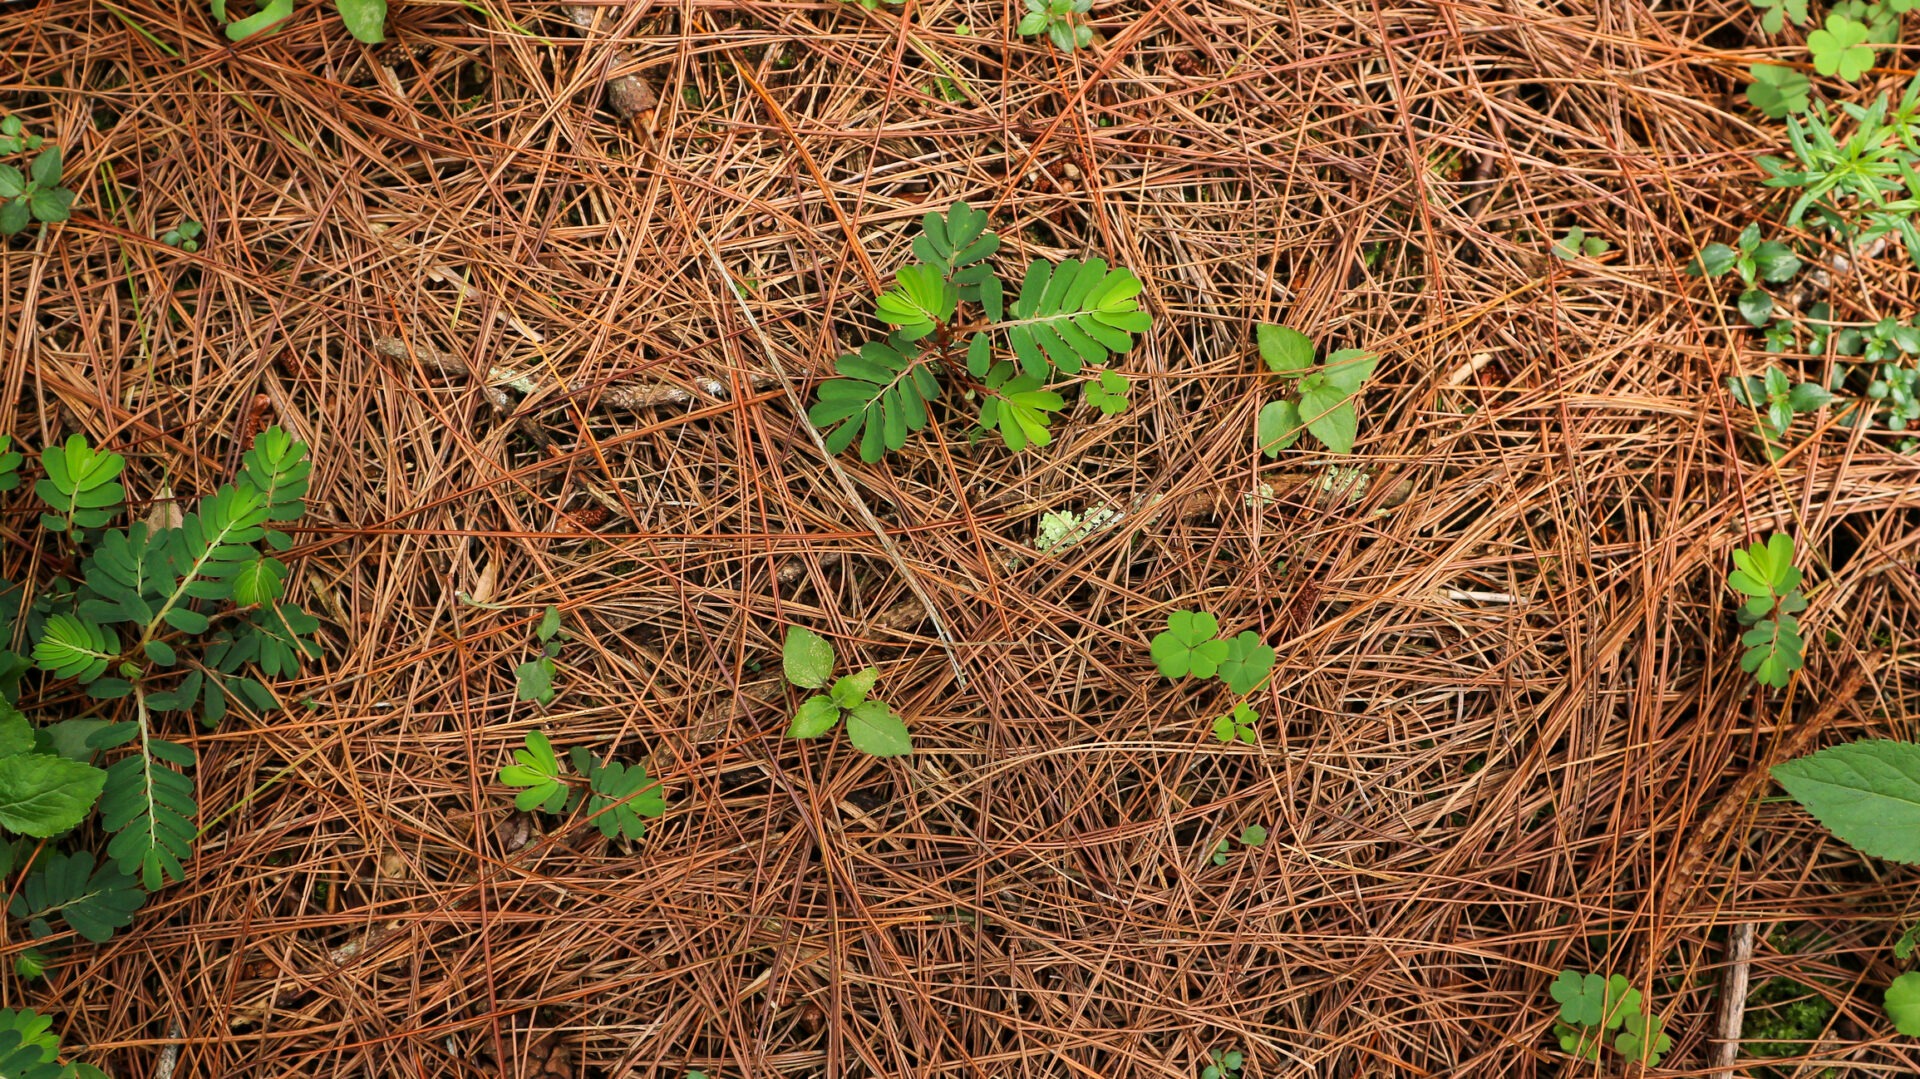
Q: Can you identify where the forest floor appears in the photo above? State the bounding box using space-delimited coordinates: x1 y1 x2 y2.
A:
4 0 1920 1075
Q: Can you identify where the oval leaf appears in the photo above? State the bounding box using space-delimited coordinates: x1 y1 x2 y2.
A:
782 626 835 689
1773 740 1920 864
0 755 107 836
844 701 911 757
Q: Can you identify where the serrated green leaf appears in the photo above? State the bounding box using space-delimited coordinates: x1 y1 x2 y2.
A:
787 695 841 738
0 754 104 836
1773 740 1920 864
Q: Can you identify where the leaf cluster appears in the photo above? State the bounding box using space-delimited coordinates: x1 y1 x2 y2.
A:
1726 532 1808 687
1150 611 1276 743
1548 969 1672 1067
780 628 911 757
1728 367 1831 453
809 202 1146 462
514 605 565 705
214 0 386 43
0 426 320 922
1016 0 1093 50
498 730 667 842
160 220 202 253
0 1006 108 1078
1253 325 1378 456
1691 224 1803 327
0 139 72 237
1198 1048 1243 1079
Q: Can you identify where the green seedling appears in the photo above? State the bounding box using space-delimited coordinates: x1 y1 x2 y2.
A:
1549 970 1670 1066
1691 224 1803 327
1551 225 1610 259
514 605 565 705
809 202 1147 462
1211 701 1257 745
1727 532 1807 688
160 220 203 252
1254 324 1379 455
0 142 74 237
1210 824 1267 865
214 0 386 43
498 730 666 841
780 627 911 756
1728 367 1831 452
1747 64 1812 118
1017 0 1093 50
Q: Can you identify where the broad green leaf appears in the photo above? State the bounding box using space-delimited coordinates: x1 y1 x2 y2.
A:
1692 243 1738 277
224 0 294 39
0 166 21 200
1773 740 1920 864
1257 399 1302 457
783 626 835 689
0 755 106 836
336 0 386 41
844 700 911 757
1319 349 1378 394
1738 288 1775 326
787 695 841 738
0 706 31 758
830 667 878 709
1256 324 1314 375
27 147 59 188
1887 971 1920 1035
1300 388 1358 453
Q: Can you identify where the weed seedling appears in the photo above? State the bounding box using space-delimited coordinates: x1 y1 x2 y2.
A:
780 627 911 756
1691 225 1803 326
1210 824 1267 865
1727 533 1807 687
1211 701 1257 745
809 202 1148 461
1254 324 1379 455
515 605 565 705
160 220 203 252
0 140 74 237
214 0 386 42
1728 367 1831 452
1549 970 1672 1066
1199 1048 1243 1079
498 730 665 841
1551 226 1610 260
1017 0 1093 50
0 426 320 942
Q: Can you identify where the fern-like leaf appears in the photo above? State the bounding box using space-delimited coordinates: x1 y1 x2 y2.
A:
146 484 272 636
94 721 197 889
80 523 174 626
236 425 312 550
29 614 116 684
32 434 126 532
569 747 666 841
7 850 146 944
0 1028 61 1079
808 340 942 462
0 1010 59 1064
0 435 21 493
912 201 1000 298
1005 259 1149 377
976 363 1066 452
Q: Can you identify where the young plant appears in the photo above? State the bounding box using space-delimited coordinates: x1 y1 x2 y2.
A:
1691 225 1804 327
1728 367 1831 454
1199 1047 1243 1079
1210 824 1267 866
1211 701 1257 745
0 1007 109 1078
0 116 44 157
498 730 665 841
1253 324 1379 455
780 627 911 757
159 220 203 252
808 202 1148 462
1551 226 1610 260
1760 79 1920 262
0 142 74 237
1549 970 1672 1066
1748 64 1812 119
1016 0 1093 50
0 426 319 926
1727 532 1808 688
514 605 565 705
213 0 386 43
1772 738 1920 1034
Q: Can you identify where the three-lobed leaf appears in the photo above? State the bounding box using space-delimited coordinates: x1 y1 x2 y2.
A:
1217 632 1275 695
1808 13 1875 80
1150 611 1228 679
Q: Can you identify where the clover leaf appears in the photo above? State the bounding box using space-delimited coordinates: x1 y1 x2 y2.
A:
1150 611 1228 679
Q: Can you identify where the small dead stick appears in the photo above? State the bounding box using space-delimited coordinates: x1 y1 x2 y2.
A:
1715 922 1758 1073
